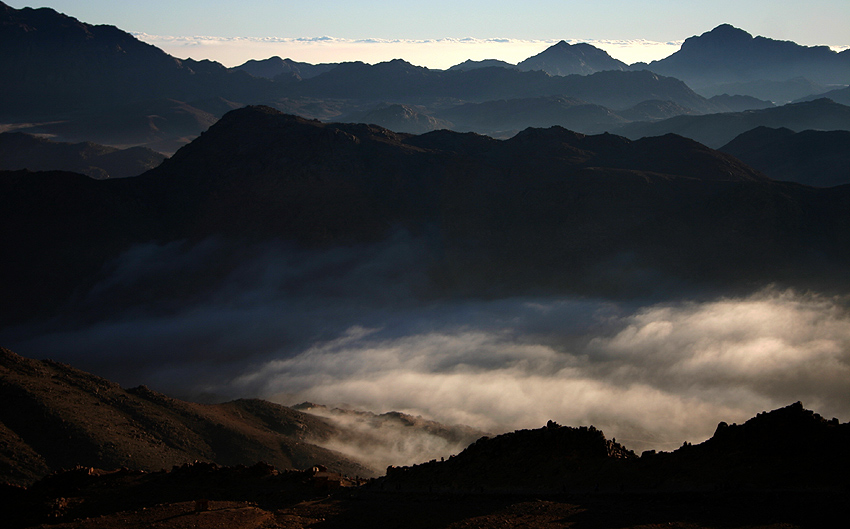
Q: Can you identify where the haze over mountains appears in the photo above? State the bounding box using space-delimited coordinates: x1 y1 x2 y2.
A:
4 2 849 150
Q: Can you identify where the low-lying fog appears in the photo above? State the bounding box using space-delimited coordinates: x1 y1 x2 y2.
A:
4 234 849 457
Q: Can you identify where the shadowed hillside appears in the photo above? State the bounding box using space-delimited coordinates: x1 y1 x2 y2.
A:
0 347 374 486
3 105 850 327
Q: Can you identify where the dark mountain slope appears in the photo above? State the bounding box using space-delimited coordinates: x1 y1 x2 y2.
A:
616 98 850 148
0 347 374 487
641 24 850 88
0 132 166 178
720 127 850 187
3 106 850 327
0 2 276 118
384 421 636 492
635 402 850 490
517 40 627 76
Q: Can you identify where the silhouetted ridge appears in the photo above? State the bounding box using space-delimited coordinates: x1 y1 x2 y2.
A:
643 24 850 88
383 421 636 492
4 105 850 326
379 402 849 493
0 2 275 116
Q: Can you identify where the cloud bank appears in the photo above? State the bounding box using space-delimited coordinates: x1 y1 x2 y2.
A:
4 237 849 457
133 34 685 69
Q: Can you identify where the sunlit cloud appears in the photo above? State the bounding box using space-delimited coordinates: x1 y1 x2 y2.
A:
228 288 850 454
6 235 849 460
133 33 684 69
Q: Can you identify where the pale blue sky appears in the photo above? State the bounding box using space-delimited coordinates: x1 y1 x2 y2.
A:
7 1 850 67
8 0 850 44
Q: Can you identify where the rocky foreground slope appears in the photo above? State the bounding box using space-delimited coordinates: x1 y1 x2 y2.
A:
0 347 373 485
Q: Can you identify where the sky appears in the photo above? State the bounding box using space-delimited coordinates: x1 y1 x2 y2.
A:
7 1 850 68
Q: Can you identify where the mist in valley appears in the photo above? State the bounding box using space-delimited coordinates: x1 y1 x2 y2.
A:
3 234 849 461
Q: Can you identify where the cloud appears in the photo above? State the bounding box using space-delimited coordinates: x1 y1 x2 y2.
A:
229 288 850 454
4 233 849 459
132 33 683 68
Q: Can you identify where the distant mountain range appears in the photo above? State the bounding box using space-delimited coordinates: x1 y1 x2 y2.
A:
797 85 850 106
3 2 847 150
0 132 166 178
616 98 850 148
720 127 850 187
232 56 338 80
697 77 834 104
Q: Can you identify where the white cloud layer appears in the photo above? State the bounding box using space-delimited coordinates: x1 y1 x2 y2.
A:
228 289 850 454
6 237 849 460
133 34 685 68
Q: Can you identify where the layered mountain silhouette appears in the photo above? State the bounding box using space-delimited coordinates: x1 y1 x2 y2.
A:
720 127 850 187
3 106 850 328
706 94 774 112
639 24 850 89
516 40 628 76
616 98 850 147
435 95 774 138
9 1 845 156
288 61 717 111
796 85 850 106
0 132 165 178
3 97 237 154
436 96 629 136
698 77 833 103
